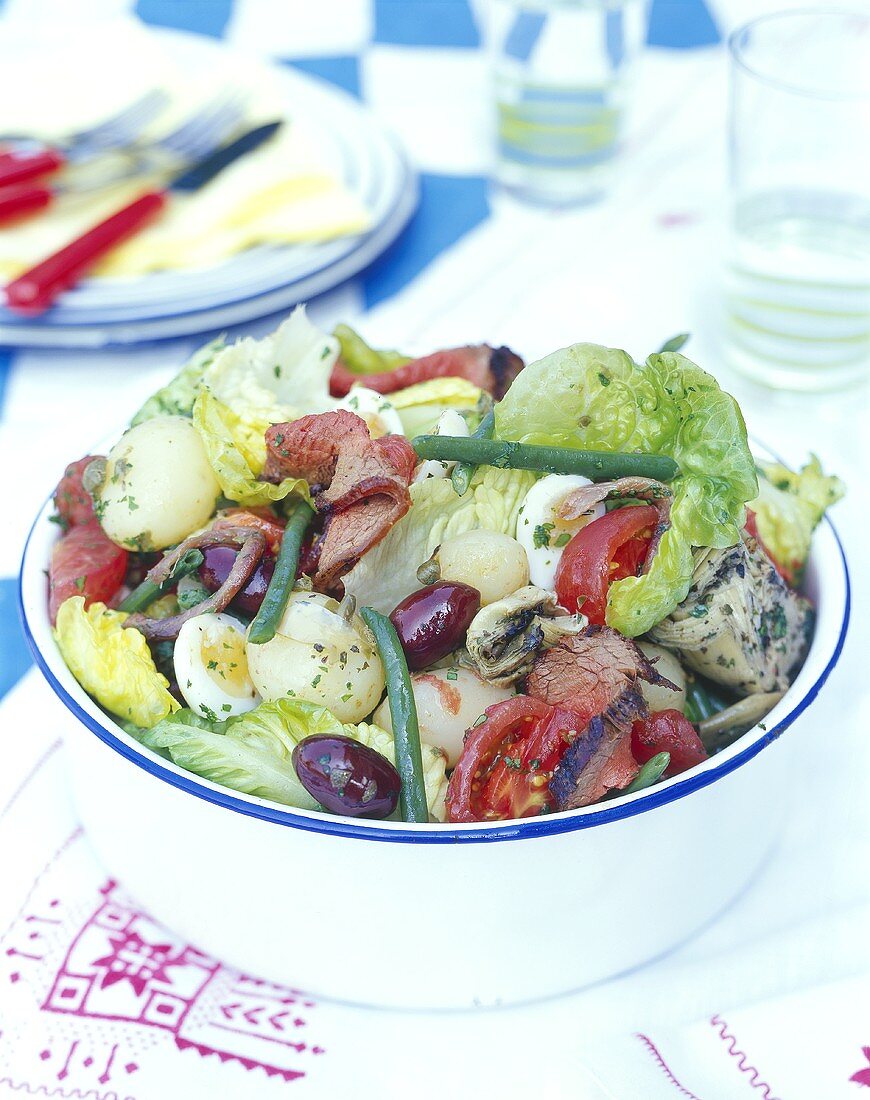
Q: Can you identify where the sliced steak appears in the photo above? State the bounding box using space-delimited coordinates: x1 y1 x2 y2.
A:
548 689 648 810
528 627 677 810
263 410 416 589
329 344 525 400
526 625 674 724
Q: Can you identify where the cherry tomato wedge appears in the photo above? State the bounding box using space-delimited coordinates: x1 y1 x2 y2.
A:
630 709 708 777
610 532 650 578
554 505 658 625
49 521 128 624
446 696 580 822
53 455 102 528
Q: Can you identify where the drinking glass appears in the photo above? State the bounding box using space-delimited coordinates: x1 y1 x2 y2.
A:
724 10 870 391
484 0 648 207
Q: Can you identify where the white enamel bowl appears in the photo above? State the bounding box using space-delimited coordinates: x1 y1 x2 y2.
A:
19 495 849 1010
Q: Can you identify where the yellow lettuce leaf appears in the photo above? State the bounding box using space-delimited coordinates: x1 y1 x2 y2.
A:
389 378 483 437
54 597 178 728
192 389 310 508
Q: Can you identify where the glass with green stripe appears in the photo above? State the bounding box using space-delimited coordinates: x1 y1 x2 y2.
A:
725 11 870 391
485 0 648 206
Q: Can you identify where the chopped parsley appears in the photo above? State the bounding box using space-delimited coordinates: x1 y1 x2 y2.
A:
763 604 788 641
553 531 572 548
532 522 555 549
446 669 458 681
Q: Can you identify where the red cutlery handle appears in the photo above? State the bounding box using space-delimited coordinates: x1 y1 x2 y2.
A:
0 183 54 224
0 147 66 187
4 190 168 315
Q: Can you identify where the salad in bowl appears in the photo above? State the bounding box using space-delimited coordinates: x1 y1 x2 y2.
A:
43 309 843 828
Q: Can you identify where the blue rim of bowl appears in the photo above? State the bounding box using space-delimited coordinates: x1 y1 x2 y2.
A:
19 509 850 845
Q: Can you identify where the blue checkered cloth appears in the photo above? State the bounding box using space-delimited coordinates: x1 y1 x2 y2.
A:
0 0 720 700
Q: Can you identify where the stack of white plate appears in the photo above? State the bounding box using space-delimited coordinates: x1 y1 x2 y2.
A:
0 32 417 349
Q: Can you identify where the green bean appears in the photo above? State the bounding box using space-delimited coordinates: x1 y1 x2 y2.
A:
247 500 316 645
451 408 495 496
625 752 670 794
412 435 680 482
684 676 727 724
359 607 428 824
118 549 204 614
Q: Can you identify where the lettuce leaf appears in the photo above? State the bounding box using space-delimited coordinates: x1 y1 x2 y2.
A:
343 466 535 614
140 702 325 809
54 597 179 728
205 306 338 425
495 344 758 635
192 390 310 508
750 454 844 582
131 307 338 434
139 697 448 819
334 323 410 374
131 337 225 425
389 377 482 437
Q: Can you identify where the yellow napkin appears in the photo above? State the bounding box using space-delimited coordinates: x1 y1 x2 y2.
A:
0 17 372 279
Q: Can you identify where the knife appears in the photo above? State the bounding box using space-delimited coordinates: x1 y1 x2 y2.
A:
4 120 282 316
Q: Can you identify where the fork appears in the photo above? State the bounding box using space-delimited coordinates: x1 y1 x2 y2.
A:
0 92 247 224
0 90 170 188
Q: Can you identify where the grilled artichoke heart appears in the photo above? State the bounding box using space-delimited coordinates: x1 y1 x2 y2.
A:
465 585 586 686
698 691 785 751
648 533 813 694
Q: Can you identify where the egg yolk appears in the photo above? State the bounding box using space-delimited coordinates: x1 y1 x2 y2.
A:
201 629 252 698
553 505 598 538
360 411 390 438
